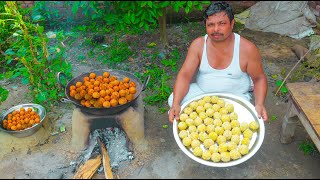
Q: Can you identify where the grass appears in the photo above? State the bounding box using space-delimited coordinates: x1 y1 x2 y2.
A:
298 139 319 156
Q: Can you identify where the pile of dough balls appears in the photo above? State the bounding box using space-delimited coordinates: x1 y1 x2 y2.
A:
177 95 259 163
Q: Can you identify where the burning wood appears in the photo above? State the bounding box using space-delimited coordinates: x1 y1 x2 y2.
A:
73 155 101 179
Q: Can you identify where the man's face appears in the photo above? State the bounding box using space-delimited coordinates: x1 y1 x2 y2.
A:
205 11 234 42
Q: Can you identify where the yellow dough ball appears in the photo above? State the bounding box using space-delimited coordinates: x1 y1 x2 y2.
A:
202 96 211 103
179 113 189 122
240 122 249 132
199 132 209 142
214 112 222 120
204 102 213 110
183 107 193 115
196 106 205 114
193 147 203 157
179 130 188 139
227 141 238 151
182 137 192 147
209 145 219 154
205 108 215 117
217 99 226 108
221 114 231 123
231 127 242 136
215 126 224 135
222 122 232 131
178 121 187 130
194 117 203 126
249 121 259 131
241 137 251 146
219 107 228 115
197 99 206 107
212 104 221 112
229 112 238 120
189 101 199 110
213 119 222 127
231 135 241 145
218 143 228 153
203 138 214 149
206 124 215 133
216 135 226 145
223 130 232 140
220 152 231 162
190 132 199 140
202 150 212 161
188 125 197 133
189 112 198 120
238 145 249 155
185 118 194 127
208 131 218 141
197 124 207 133
204 117 214 126
230 120 240 128
198 111 207 120
230 149 241 160
225 103 234 113
191 139 201 149
243 129 253 139
210 96 219 104
211 152 221 162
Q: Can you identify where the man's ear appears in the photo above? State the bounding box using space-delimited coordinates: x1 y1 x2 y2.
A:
231 19 235 29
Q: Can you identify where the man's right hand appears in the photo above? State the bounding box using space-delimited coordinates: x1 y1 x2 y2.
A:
168 105 181 123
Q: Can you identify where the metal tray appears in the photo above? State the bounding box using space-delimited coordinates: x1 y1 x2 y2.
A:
0 103 46 138
172 93 265 167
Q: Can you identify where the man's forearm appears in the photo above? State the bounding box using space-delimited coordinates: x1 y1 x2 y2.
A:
253 76 268 106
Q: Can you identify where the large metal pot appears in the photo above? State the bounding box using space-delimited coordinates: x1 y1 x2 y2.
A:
57 69 150 115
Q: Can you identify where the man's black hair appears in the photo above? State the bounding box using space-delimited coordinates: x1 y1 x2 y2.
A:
203 1 234 23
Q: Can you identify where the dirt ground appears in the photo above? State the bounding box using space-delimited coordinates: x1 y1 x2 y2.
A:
1 21 320 179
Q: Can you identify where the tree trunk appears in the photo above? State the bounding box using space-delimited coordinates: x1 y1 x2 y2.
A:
158 8 169 47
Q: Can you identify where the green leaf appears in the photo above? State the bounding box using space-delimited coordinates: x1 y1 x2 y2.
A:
276 80 283 87
280 86 288 93
59 124 66 132
162 124 169 129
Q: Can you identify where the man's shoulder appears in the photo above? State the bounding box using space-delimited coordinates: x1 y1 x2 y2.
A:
239 35 259 52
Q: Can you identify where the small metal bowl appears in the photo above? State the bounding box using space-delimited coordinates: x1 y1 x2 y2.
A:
0 103 46 138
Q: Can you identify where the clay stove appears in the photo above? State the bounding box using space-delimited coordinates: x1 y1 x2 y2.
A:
71 95 145 151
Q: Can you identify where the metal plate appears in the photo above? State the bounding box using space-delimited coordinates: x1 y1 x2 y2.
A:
0 103 46 138
172 93 265 167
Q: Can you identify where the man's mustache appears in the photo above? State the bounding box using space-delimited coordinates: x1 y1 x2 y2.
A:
211 33 224 36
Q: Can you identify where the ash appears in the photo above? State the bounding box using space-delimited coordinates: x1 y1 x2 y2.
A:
76 127 134 172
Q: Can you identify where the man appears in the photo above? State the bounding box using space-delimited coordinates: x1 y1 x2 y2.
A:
168 1 268 123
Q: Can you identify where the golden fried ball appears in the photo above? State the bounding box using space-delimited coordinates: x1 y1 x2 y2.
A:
240 122 249 132
229 112 238 120
217 99 226 108
178 121 188 131
241 137 251 146
222 122 232 131
225 103 234 113
230 149 241 160
203 102 212 110
238 145 249 155
227 141 238 151
213 112 222 120
249 121 259 131
202 96 211 103
216 135 227 145
213 119 222 127
179 130 188 139
203 139 214 149
218 143 228 153
212 104 221 112
223 130 232 140
179 113 189 122
231 135 241 145
231 127 242 136
202 150 212 161
230 120 240 128
196 106 205 114
211 152 221 162
199 132 209 142
205 108 215 117
204 117 214 126
221 114 231 123
183 107 193 115
220 152 231 162
190 132 199 140
189 112 198 120
189 101 199 110
197 124 206 133
188 125 197 133
208 131 218 141
206 124 215 133
243 129 253 139
182 137 192 147
210 96 219 104
185 118 194 127
191 139 201 149
198 112 207 120
215 126 224 136
194 117 203 126
193 147 203 157
209 145 219 154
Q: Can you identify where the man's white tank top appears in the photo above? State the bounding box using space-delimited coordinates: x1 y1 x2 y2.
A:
195 33 251 100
